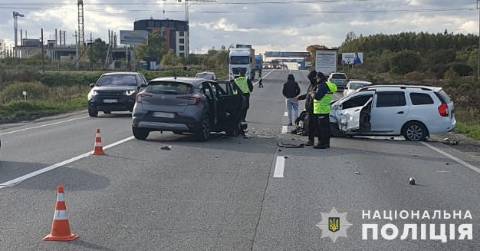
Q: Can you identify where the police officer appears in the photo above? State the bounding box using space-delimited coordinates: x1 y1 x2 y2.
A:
312 72 337 149
234 72 253 122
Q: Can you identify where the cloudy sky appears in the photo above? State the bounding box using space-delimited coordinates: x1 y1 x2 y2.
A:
0 0 478 53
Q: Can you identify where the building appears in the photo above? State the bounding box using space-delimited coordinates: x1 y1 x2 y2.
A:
134 19 189 57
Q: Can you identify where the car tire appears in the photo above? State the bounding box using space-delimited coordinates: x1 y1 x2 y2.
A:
402 121 428 141
330 122 344 137
195 116 210 142
226 123 241 137
133 127 149 140
88 108 98 117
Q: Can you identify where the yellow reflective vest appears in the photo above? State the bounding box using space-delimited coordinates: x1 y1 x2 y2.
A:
313 81 337 115
234 77 250 94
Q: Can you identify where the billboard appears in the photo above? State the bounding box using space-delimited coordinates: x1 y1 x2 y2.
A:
315 50 337 75
342 52 364 65
120 30 148 46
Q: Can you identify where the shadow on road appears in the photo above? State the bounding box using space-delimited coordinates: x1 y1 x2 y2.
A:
15 166 110 191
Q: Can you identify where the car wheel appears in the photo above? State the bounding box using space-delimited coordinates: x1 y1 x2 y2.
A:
88 108 98 117
402 121 427 141
195 116 210 142
330 122 344 137
133 127 149 140
226 122 241 137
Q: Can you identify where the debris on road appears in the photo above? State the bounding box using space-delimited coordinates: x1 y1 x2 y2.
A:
160 145 172 151
442 137 459 145
277 140 304 148
408 177 416 185
354 171 360 175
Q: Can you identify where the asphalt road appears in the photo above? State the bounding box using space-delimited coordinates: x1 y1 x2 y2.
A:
0 70 479 250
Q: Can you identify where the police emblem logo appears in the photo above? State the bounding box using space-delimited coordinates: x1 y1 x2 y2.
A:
328 217 340 232
316 208 352 242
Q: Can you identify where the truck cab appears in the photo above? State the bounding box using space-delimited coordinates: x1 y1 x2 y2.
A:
229 48 253 81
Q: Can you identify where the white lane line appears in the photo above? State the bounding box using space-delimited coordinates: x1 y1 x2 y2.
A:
273 156 285 178
421 142 480 175
0 136 134 189
281 126 288 134
253 69 276 86
0 116 89 136
284 111 288 117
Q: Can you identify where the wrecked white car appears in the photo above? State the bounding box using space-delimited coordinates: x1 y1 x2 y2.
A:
330 85 456 141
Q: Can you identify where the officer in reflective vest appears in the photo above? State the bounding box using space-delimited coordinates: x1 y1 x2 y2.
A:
312 72 337 149
234 72 253 122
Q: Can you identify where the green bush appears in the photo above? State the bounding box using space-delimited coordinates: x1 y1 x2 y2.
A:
390 50 422 74
450 63 473 77
0 82 50 103
39 71 102 87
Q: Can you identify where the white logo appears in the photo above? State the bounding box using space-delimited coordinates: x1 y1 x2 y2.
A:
316 207 352 242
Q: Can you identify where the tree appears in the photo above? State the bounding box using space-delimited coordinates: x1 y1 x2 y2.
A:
88 38 108 65
135 32 168 63
390 50 422 74
161 51 181 66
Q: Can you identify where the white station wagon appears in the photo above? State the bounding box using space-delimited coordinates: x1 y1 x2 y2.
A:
330 85 456 141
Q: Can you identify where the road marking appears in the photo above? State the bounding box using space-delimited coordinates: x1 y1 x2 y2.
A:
0 136 134 189
281 126 288 134
284 111 288 117
253 69 276 86
273 156 285 178
421 142 480 175
0 116 89 136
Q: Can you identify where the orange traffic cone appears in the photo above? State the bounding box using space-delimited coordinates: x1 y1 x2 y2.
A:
43 185 79 241
93 129 105 156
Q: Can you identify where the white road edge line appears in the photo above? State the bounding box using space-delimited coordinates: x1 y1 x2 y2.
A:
253 69 276 86
273 156 285 178
0 116 89 136
281 126 288 134
421 142 480 174
0 136 135 189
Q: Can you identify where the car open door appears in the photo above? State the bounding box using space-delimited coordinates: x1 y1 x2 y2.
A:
212 81 244 133
338 98 372 132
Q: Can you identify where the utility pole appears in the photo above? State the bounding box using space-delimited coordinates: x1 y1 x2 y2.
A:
477 0 479 80
41 28 45 73
75 31 79 69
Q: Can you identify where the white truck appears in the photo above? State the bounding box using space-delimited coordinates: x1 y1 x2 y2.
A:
229 45 255 81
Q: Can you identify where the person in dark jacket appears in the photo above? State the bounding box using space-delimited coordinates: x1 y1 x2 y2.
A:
297 70 318 145
282 74 301 126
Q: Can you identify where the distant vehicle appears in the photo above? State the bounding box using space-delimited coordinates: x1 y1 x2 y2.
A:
88 72 148 117
330 85 456 141
132 77 244 141
343 80 372 97
328 72 348 90
195 71 216 81
229 44 255 81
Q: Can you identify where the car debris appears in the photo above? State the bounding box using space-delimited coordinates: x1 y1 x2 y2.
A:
408 177 416 185
160 145 172 150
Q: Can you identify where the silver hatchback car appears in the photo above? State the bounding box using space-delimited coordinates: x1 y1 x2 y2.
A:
330 85 456 141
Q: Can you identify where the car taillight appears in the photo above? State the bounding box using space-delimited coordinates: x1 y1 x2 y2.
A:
176 95 202 105
136 93 152 103
438 103 449 117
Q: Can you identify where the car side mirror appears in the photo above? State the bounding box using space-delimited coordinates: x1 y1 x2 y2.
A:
89 83 95 88
140 83 148 88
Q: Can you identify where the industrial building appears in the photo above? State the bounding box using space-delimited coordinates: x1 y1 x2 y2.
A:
134 19 189 57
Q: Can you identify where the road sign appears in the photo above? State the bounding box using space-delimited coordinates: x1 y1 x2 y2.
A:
315 50 337 75
342 52 364 65
119 30 148 46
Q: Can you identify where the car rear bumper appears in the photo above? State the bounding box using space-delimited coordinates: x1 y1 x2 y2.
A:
132 113 201 132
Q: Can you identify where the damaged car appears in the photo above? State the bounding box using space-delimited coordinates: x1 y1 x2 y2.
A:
132 77 244 141
330 85 456 141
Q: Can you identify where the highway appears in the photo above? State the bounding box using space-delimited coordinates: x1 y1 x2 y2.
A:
0 70 479 250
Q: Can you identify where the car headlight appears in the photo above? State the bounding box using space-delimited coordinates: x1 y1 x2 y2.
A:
125 90 136 95
87 90 97 100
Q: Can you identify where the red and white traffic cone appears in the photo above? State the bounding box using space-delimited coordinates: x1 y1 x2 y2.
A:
93 129 105 156
43 185 79 241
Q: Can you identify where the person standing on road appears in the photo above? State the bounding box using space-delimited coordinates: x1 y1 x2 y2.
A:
234 72 253 122
297 70 318 146
282 74 301 126
312 72 337 149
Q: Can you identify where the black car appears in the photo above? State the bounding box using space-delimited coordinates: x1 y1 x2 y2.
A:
88 72 148 117
132 77 245 141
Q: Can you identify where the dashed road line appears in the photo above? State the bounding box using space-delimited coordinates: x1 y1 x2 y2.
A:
0 136 135 189
421 142 480 175
273 156 285 178
281 126 288 134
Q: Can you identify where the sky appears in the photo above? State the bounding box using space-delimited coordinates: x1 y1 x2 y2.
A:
0 0 478 53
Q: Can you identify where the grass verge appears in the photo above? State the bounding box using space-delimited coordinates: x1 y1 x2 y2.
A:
0 97 87 124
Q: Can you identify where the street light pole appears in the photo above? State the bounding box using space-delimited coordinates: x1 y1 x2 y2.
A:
477 0 480 80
